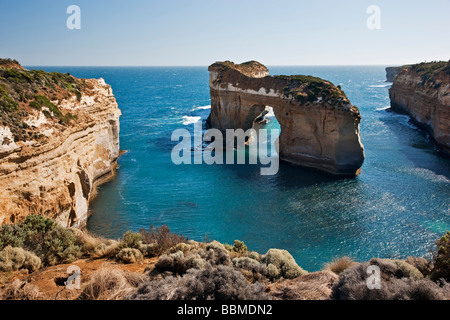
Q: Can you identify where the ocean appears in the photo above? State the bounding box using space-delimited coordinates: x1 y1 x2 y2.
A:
28 65 450 271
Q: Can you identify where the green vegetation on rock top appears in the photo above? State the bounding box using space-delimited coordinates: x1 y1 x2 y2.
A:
276 74 347 104
0 58 85 142
410 60 450 83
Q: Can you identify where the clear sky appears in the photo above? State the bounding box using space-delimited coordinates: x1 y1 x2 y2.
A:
1 0 449 66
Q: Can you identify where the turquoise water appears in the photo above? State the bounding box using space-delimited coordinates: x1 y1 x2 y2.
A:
30 66 450 271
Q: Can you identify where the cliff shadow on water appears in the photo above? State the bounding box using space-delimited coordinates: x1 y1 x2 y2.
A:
379 108 450 180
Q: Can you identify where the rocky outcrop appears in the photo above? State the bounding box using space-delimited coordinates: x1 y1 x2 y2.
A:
389 61 450 155
386 66 410 82
208 61 365 176
0 60 121 227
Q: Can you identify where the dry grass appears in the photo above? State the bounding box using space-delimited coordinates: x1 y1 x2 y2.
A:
0 279 43 300
267 270 339 300
72 229 119 259
324 256 358 275
78 266 144 300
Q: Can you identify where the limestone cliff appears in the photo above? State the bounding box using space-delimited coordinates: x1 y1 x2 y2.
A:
386 66 410 82
0 59 121 227
208 61 365 176
389 61 450 155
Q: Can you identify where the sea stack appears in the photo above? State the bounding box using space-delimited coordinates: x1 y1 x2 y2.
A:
0 59 121 227
208 61 365 176
389 61 450 155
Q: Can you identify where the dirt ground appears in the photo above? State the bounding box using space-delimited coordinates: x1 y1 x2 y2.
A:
0 257 157 300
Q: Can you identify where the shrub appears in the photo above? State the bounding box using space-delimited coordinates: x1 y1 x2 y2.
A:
267 270 339 300
204 241 232 266
118 231 142 250
389 259 423 280
139 225 187 256
226 240 247 255
116 248 143 264
155 250 206 275
129 263 268 300
22 250 41 273
0 279 43 300
0 215 82 266
138 242 159 257
0 223 26 248
261 249 307 279
232 256 268 282
431 231 450 282
73 229 118 259
405 256 432 277
79 267 144 300
331 258 449 300
324 257 358 275
0 246 41 272
247 251 261 261
0 84 18 112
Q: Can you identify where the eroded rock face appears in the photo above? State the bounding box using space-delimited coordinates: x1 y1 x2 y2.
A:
386 66 409 82
0 76 121 227
389 61 450 155
208 61 365 176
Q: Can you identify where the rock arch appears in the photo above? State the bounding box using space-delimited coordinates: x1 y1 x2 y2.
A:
207 61 365 176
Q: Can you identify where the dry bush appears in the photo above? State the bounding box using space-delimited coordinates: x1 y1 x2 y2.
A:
0 279 43 300
73 229 118 259
267 270 339 300
78 267 144 300
331 258 449 300
388 259 423 280
116 248 144 264
232 257 269 282
405 256 433 277
155 249 212 275
139 225 187 256
0 246 41 272
261 249 308 279
324 257 358 275
204 241 232 266
129 263 268 300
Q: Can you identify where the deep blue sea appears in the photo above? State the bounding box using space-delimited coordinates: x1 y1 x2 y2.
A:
28 66 450 271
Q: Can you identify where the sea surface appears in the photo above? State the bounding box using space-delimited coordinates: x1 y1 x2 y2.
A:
28 65 450 271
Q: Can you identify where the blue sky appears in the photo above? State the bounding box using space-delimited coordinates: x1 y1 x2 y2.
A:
1 0 449 66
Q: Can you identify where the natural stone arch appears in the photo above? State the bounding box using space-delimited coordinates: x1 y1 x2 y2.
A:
207 61 365 177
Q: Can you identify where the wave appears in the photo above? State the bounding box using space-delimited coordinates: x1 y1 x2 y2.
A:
369 84 391 88
375 106 391 111
182 116 201 125
191 105 211 111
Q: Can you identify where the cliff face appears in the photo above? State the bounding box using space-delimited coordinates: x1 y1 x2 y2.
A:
386 66 410 82
0 60 121 227
389 61 450 155
208 61 365 176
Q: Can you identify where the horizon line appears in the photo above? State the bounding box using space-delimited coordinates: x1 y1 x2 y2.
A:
23 64 402 68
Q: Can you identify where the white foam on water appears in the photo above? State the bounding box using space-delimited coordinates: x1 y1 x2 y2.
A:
375 106 391 111
191 105 211 111
369 84 391 88
408 168 450 183
182 116 202 125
